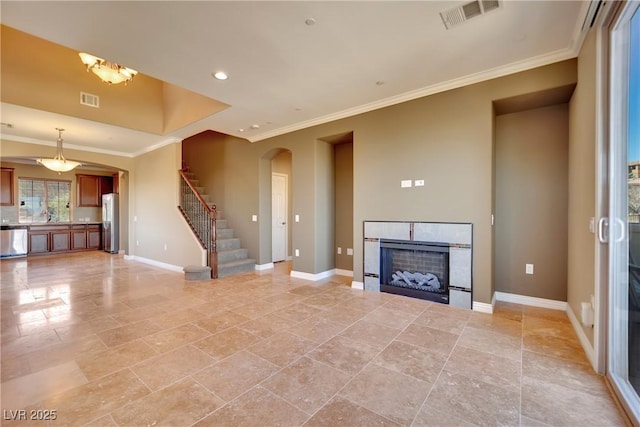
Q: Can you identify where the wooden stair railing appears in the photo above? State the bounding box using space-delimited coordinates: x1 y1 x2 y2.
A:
177 169 217 279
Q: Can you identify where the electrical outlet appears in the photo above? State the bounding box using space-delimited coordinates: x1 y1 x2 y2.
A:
295 214 300 222
526 264 534 275
164 243 168 251
136 240 139 246
295 249 300 257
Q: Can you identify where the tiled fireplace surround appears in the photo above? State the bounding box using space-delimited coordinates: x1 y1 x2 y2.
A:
363 221 473 309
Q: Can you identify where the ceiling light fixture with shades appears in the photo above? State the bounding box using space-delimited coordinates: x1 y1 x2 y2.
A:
37 128 82 173
78 52 138 85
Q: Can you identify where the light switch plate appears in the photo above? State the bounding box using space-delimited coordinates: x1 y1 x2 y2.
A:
401 180 412 188
414 179 425 187
526 264 534 275
295 214 300 222
252 215 258 222
347 248 353 256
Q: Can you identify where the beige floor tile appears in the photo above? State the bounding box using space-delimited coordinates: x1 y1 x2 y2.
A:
273 303 325 323
236 312 294 339
0 253 627 427
522 306 569 322
444 346 521 392
303 396 400 427
287 315 349 344
457 326 522 361
467 311 523 338
193 350 280 401
521 375 626 426
143 323 210 353
522 350 610 398
411 404 478 427
96 319 163 347
492 301 524 322
76 339 158 381
131 344 215 390
523 333 588 364
42 369 150 426
1 360 88 410
148 307 208 329
308 335 380 374
262 356 351 413
373 340 448 384
412 310 468 335
194 310 252 334
362 306 419 329
426 370 520 426
247 331 317 367
112 377 224 426
194 386 310 426
339 363 432 425
396 323 459 355
340 319 402 349
2 329 61 358
192 326 260 359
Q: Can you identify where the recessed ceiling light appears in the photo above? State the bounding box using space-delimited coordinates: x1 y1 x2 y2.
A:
238 129 245 132
250 124 260 129
212 71 228 80
376 81 385 86
305 18 316 26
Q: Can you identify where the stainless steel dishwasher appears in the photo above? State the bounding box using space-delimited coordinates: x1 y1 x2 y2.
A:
0 225 28 258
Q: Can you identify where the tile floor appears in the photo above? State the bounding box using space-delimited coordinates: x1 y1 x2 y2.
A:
0 252 628 426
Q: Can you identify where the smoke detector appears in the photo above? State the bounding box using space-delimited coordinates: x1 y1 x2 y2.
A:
440 0 501 29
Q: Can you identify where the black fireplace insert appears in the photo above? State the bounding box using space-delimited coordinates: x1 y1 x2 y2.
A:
379 239 449 304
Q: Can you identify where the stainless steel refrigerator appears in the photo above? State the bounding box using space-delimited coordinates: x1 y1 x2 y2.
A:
102 193 119 254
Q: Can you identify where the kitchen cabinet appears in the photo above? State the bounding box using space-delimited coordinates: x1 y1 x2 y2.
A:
77 174 114 207
27 223 101 255
1 167 14 206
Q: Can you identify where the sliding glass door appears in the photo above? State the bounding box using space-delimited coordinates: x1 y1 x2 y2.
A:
608 2 640 422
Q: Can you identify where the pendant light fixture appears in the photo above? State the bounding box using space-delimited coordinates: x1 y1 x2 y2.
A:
37 128 82 173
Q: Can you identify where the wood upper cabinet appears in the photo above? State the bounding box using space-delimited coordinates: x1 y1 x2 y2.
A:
77 174 114 207
1 167 14 206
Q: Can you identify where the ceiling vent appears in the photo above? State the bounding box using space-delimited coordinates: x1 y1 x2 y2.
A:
80 92 99 108
440 0 501 29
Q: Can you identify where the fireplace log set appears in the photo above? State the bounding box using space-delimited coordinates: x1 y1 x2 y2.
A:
391 271 442 292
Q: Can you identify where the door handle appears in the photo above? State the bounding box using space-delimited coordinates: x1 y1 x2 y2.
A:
614 217 626 243
281 222 286 225
598 217 608 243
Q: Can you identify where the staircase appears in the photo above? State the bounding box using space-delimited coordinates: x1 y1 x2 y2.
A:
179 169 255 278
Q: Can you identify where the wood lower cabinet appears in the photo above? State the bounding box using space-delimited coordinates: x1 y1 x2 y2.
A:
28 224 101 255
87 225 101 249
28 231 50 253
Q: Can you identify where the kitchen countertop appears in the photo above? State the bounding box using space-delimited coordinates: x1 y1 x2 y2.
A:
1 222 102 229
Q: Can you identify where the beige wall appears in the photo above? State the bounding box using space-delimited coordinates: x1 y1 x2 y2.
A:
568 29 597 345
184 60 577 303
132 142 203 266
335 142 354 271
495 104 569 301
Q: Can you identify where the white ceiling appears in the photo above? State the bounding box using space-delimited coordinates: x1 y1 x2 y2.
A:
0 1 590 156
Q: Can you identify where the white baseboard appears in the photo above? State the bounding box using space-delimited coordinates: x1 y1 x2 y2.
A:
473 301 494 313
290 269 334 281
351 281 364 290
566 304 596 368
255 262 274 271
334 269 354 277
495 291 567 311
124 255 184 273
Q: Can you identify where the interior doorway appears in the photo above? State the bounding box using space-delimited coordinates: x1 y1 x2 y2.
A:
272 173 288 262
271 150 292 263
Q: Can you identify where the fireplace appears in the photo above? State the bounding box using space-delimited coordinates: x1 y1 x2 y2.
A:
363 221 472 309
380 239 449 304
